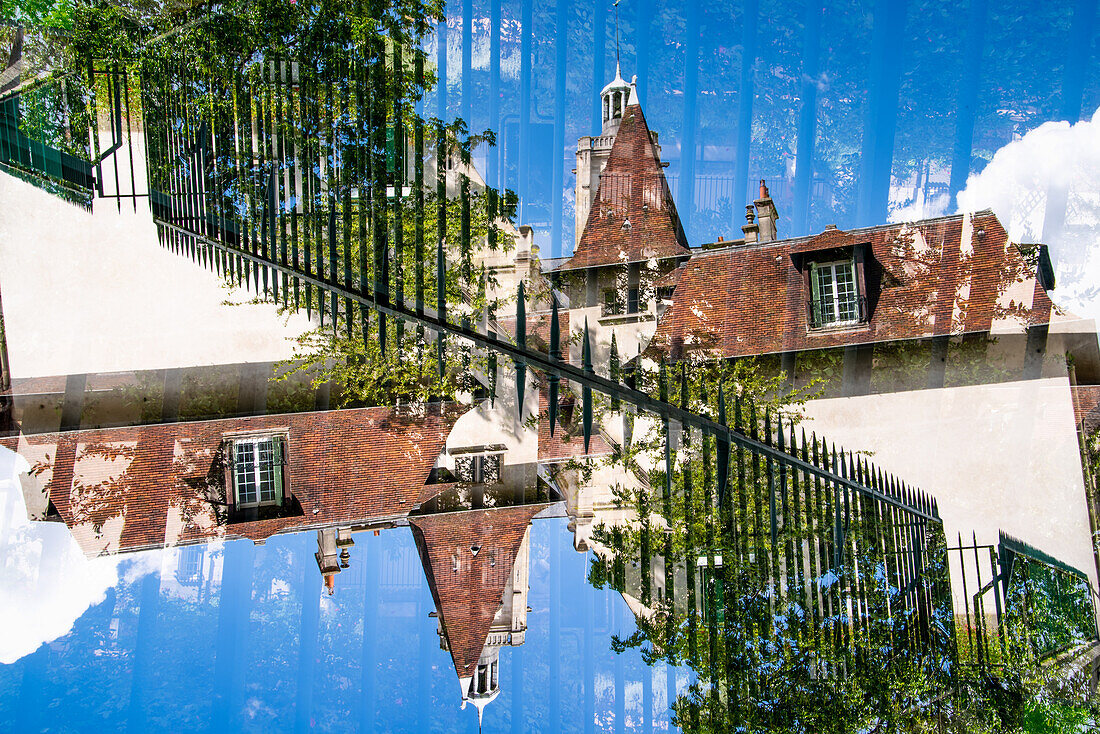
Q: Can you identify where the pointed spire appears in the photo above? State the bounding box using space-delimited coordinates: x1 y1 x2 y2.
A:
571 61 687 270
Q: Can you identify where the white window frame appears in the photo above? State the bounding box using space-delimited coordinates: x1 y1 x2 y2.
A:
231 436 284 508
810 258 860 328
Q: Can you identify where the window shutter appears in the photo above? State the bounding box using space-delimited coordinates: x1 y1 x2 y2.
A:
223 441 235 509
272 436 285 506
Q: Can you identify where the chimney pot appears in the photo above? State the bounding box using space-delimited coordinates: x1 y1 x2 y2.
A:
717 235 724 242
759 179 769 199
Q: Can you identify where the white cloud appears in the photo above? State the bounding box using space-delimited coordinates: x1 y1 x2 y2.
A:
0 446 156 664
888 192 951 224
956 107 1100 323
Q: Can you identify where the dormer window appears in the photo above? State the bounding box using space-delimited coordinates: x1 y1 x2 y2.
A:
455 453 502 485
231 435 285 508
808 258 862 328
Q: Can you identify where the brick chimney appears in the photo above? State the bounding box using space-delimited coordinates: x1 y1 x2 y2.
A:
754 180 779 243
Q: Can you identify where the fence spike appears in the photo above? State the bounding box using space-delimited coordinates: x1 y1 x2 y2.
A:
659 359 668 404
717 381 729 507
608 333 620 412
548 371 559 435
549 292 560 359
514 281 527 415
717 380 727 426
679 361 689 410
582 317 593 453
549 293 561 433
764 408 773 447
516 281 526 348
676 362 688 447
488 352 498 407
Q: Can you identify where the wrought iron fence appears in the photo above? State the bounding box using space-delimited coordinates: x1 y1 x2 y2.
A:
0 60 144 208
949 531 1098 672
587 394 955 725
53 51 963 700
0 70 94 203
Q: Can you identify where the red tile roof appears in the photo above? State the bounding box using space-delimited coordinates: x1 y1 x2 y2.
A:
409 505 544 681
1 405 459 554
647 212 1055 360
561 103 690 270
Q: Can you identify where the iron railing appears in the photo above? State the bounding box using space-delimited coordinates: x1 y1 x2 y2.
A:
949 530 1098 672
6 49 983 715
0 70 95 203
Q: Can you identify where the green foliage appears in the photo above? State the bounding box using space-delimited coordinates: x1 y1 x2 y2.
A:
281 323 457 408
1 0 72 29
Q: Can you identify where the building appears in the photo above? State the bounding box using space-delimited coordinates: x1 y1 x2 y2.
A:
410 503 542 726
549 66 1100 607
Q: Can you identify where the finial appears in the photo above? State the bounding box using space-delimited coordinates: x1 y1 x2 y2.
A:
745 205 755 224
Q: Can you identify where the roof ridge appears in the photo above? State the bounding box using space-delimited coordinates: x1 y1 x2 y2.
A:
689 209 1000 258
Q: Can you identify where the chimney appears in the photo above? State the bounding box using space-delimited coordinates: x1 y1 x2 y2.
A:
741 205 759 244
717 235 724 243
754 179 779 243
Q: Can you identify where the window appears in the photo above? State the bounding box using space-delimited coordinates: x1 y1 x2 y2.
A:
231 436 284 507
626 287 640 314
455 453 502 485
809 259 860 328
602 289 624 316
176 545 204 584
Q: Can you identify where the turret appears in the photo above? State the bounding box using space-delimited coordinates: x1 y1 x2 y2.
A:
575 67 664 248
600 63 632 136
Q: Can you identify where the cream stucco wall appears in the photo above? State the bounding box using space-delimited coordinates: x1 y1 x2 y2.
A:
0 142 314 379
799 375 1099 608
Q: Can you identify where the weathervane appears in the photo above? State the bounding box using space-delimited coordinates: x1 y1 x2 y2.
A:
614 0 624 66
